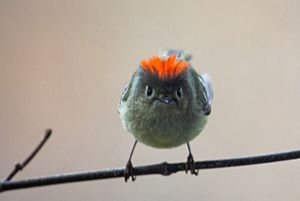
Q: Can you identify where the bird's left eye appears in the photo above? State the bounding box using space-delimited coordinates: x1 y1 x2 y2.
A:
176 87 183 98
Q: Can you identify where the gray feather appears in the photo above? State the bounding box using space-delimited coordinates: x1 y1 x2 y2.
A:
199 73 213 106
159 48 192 61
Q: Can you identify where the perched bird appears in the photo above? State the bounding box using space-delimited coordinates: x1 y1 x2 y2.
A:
119 49 213 181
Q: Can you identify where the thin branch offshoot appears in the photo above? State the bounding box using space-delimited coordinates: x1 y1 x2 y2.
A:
5 129 52 181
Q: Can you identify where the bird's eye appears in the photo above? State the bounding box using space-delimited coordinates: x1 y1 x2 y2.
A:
176 87 183 98
145 85 153 97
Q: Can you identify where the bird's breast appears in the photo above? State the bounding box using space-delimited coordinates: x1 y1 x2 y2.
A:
124 103 207 148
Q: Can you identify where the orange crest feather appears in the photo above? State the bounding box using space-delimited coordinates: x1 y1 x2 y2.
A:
140 55 189 79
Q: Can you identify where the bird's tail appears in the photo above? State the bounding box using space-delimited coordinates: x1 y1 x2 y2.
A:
159 48 192 62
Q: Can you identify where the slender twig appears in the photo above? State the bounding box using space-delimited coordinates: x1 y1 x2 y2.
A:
1 149 300 193
5 129 52 181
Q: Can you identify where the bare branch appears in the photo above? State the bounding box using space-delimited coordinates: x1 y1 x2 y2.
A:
5 129 52 181
1 149 300 193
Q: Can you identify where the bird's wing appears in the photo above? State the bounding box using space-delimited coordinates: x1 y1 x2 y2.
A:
118 83 130 114
120 83 129 102
120 70 139 104
199 73 213 115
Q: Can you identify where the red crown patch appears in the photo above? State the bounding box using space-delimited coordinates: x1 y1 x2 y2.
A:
140 55 189 79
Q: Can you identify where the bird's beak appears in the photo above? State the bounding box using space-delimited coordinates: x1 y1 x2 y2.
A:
160 95 172 104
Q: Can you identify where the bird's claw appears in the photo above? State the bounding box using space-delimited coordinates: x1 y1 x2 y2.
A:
185 153 198 175
124 160 136 182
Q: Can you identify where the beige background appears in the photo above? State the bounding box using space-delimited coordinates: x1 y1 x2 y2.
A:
1 0 300 200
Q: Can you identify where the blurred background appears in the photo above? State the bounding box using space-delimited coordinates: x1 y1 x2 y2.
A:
1 0 300 200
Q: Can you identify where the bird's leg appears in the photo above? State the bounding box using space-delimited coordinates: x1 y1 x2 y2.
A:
185 142 198 175
124 140 138 182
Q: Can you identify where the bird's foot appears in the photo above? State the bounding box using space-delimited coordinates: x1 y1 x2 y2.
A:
124 160 136 182
185 153 198 175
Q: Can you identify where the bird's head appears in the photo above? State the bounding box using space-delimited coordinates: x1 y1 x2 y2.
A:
135 55 191 110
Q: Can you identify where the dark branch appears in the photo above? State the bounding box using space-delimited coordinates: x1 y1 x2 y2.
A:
1 149 300 193
5 129 52 181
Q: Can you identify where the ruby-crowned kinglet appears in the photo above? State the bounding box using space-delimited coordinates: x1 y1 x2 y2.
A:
119 49 213 181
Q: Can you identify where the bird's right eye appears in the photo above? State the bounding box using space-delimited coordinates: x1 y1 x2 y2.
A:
145 85 153 97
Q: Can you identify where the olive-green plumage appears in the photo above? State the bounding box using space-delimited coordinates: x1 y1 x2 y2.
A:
119 49 212 148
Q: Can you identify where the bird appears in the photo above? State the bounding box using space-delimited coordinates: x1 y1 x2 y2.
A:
118 49 213 181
